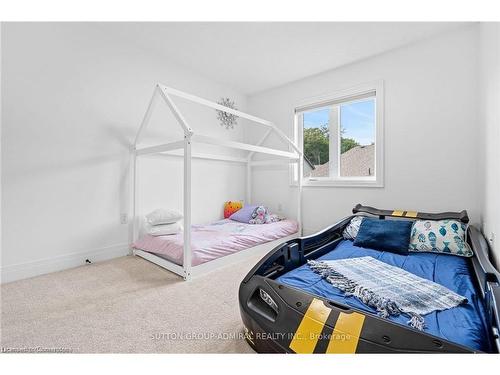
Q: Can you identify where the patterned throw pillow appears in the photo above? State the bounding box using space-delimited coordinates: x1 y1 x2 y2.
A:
223 201 243 219
343 216 364 240
266 214 284 223
409 220 473 257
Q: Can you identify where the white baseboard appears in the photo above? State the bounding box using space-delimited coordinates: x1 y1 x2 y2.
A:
1 243 130 284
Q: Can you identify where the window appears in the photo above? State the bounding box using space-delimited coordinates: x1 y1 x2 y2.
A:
293 82 383 187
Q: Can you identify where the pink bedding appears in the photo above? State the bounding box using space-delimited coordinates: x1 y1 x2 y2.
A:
133 219 299 266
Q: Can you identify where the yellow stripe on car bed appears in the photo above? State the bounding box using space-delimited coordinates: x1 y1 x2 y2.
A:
392 210 405 217
405 210 418 218
326 312 365 354
289 298 331 354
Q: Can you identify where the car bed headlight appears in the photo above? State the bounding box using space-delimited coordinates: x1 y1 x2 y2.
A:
259 288 278 313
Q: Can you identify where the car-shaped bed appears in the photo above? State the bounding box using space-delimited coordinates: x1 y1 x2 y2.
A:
238 204 500 353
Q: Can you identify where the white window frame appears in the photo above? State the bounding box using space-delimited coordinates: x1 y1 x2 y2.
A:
292 81 384 188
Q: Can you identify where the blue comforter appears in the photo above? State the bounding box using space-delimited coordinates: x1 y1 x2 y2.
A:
277 240 490 352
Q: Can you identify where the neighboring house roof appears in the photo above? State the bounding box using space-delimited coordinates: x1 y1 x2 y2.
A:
309 144 374 177
310 161 329 177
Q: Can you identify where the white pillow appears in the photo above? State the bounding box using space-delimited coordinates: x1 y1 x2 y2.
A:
343 216 364 240
145 208 183 225
146 222 183 236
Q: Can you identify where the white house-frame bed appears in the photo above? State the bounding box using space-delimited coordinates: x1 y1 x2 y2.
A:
132 83 304 280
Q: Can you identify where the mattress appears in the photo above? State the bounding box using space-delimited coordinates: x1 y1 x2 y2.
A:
277 240 491 352
133 219 298 267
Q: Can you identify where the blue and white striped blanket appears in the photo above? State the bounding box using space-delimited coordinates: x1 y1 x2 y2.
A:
308 256 467 330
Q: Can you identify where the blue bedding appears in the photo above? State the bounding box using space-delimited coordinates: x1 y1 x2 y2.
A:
277 240 490 352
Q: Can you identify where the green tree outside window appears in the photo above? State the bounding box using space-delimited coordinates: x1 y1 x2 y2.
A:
303 123 359 165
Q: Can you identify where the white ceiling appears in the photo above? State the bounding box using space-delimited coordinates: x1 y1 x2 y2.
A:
102 22 468 95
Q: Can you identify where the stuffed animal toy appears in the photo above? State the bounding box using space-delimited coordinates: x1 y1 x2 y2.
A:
249 206 268 224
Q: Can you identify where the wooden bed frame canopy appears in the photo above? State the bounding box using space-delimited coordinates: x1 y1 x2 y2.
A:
132 83 304 280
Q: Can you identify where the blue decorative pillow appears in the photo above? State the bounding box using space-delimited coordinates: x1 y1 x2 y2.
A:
229 205 258 223
353 218 413 254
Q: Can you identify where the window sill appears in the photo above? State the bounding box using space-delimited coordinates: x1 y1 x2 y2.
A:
292 178 384 188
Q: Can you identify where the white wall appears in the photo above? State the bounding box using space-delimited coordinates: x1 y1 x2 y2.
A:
1 23 247 282
2 23 496 282
247 25 482 234
479 23 500 267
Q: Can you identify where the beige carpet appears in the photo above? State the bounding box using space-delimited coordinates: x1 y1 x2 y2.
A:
1 255 259 353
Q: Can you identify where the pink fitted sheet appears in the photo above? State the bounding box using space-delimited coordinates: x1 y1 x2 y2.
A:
133 219 298 266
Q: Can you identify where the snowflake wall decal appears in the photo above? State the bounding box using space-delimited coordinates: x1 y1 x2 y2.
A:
216 98 238 129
